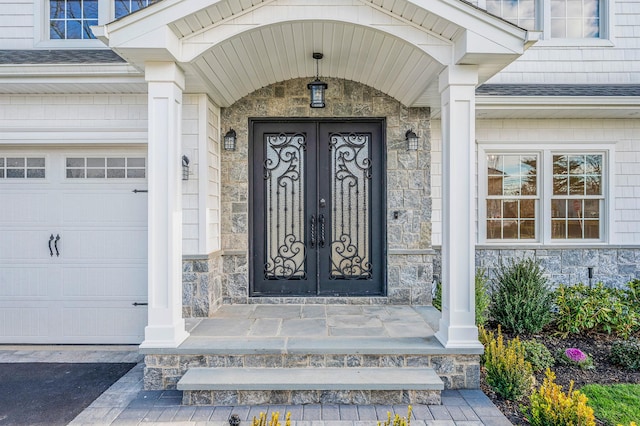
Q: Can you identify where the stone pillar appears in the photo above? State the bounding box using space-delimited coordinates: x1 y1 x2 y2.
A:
435 65 483 350
140 62 189 348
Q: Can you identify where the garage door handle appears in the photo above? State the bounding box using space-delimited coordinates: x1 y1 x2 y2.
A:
48 234 54 256
54 234 60 257
132 302 148 306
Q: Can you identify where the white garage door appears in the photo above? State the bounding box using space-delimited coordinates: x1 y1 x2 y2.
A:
0 149 148 344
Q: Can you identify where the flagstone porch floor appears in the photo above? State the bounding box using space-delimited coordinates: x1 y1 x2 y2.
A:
147 304 465 356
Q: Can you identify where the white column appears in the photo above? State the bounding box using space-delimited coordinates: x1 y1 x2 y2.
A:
435 65 483 350
140 62 190 348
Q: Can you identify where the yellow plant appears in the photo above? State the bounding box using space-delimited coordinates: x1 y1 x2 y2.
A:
527 369 595 426
251 411 291 426
617 423 637 426
481 326 534 401
377 405 412 426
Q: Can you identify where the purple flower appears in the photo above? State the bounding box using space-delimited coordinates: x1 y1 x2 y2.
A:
565 348 587 363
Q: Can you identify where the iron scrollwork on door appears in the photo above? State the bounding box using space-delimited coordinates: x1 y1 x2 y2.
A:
329 132 373 279
263 133 307 280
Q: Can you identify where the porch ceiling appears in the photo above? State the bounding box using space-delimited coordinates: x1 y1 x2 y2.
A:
97 0 530 109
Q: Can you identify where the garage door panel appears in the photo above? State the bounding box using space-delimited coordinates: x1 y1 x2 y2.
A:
0 230 62 261
0 303 56 342
62 266 147 299
63 302 146 344
0 191 59 226
0 266 59 299
62 191 147 227
60 229 147 261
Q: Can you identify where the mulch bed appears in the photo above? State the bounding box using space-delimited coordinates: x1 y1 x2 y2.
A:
482 329 640 425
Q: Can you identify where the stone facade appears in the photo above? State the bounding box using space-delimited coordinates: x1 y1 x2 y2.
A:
182 253 223 317
218 77 433 304
433 247 640 289
144 353 479 392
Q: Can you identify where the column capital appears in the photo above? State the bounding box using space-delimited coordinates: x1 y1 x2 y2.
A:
438 65 478 93
145 61 185 90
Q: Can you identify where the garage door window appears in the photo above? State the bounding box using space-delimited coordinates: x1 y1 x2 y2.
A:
66 157 146 179
0 157 46 179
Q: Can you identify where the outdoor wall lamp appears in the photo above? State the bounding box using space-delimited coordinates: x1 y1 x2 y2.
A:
224 129 237 151
405 129 419 151
182 155 190 180
308 52 328 108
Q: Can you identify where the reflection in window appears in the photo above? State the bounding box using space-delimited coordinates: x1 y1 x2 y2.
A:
50 0 98 39
486 154 538 240
551 0 600 38
486 0 536 30
66 157 146 179
115 0 158 19
551 153 602 239
0 157 46 179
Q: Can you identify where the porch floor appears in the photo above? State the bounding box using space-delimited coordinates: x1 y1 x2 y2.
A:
143 305 481 356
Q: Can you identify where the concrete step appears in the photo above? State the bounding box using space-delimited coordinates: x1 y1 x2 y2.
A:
178 367 443 405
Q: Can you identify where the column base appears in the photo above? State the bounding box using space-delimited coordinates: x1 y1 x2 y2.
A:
140 322 189 349
435 320 484 350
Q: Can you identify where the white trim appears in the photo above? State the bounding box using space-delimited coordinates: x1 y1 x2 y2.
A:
478 142 616 246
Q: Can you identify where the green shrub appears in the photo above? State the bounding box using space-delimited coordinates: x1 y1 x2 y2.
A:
489 258 554 334
522 340 554 372
431 268 491 326
475 269 491 326
480 326 534 401
554 282 640 338
526 369 595 426
610 338 640 370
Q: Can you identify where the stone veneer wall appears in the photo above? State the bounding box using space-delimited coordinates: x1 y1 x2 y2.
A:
143 353 479 392
182 253 223 317
432 247 640 288
220 78 433 304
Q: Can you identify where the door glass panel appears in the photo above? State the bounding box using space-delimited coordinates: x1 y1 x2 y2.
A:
264 133 306 279
329 133 372 279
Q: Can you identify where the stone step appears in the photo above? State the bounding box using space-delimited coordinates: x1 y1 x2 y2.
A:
178 367 443 405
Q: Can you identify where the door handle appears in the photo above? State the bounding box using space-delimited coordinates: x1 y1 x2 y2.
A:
319 214 326 248
310 214 316 248
54 234 60 257
48 234 54 257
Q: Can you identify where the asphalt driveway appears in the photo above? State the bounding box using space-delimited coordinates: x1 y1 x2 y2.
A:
0 362 135 425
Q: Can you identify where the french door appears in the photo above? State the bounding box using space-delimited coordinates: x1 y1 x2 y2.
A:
250 119 385 296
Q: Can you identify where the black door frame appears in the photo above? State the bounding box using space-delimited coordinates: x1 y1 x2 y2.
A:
248 117 387 297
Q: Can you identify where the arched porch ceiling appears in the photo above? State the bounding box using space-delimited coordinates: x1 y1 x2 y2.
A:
98 0 532 108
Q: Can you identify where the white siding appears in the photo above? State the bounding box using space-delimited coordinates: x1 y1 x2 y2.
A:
206 99 221 254
0 94 147 137
431 119 640 246
0 0 34 49
182 95 200 255
486 1 640 84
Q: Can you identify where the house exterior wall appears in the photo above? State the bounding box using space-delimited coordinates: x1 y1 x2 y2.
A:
484 1 640 84
431 118 640 288
0 0 33 49
218 77 433 306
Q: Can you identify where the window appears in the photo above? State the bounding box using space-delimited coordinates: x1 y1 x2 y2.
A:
486 154 538 240
50 0 98 39
481 148 608 243
551 154 602 239
66 157 146 179
115 0 157 19
484 0 607 40
44 0 158 42
550 0 600 38
487 0 536 30
0 157 46 179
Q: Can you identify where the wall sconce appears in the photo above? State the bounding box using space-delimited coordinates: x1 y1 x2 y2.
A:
182 155 190 180
405 129 419 151
307 52 328 108
224 129 236 151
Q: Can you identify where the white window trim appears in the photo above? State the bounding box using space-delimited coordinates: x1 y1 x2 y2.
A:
34 0 114 48
478 142 615 246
